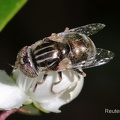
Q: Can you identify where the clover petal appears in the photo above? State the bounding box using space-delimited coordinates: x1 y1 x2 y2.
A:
28 70 84 113
0 69 84 113
0 70 29 110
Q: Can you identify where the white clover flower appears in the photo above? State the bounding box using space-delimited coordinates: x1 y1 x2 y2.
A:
0 69 84 113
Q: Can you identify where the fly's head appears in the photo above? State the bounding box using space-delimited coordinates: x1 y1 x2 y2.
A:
15 46 38 77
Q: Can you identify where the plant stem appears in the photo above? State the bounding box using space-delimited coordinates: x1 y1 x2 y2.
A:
0 109 17 120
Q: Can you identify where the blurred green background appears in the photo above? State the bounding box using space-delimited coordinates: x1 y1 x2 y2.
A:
0 0 120 120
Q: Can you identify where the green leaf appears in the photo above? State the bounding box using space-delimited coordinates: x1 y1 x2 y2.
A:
0 0 28 32
20 104 41 116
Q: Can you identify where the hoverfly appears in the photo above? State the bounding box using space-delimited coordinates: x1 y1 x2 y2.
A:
15 23 114 91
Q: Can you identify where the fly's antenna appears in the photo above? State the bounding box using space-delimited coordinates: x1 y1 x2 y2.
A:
8 63 16 69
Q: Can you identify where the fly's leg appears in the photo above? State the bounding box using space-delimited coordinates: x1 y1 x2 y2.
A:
33 73 48 92
51 71 62 93
56 72 62 84
74 68 86 79
64 27 69 32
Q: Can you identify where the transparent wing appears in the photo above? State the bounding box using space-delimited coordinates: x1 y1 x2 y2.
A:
82 48 114 69
69 23 105 36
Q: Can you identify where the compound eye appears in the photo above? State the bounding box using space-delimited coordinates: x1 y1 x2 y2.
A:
20 56 28 64
23 56 28 62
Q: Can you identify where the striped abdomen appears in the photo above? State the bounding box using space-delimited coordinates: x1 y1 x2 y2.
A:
31 40 62 72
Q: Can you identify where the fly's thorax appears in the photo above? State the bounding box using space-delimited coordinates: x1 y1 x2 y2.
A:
57 43 70 59
86 37 96 59
64 33 96 64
